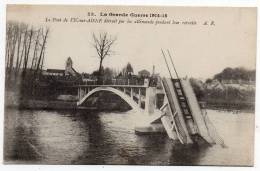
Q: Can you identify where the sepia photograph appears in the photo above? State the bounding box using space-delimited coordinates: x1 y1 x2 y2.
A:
3 5 257 166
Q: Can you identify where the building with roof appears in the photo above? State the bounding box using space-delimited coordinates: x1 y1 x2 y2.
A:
42 57 80 77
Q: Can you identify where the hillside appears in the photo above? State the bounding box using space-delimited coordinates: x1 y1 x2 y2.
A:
190 67 255 111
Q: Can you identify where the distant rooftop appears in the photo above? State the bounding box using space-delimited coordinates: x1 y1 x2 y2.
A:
46 69 65 73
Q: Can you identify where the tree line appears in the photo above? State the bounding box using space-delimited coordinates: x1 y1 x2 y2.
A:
5 21 49 89
207 67 256 83
89 62 133 77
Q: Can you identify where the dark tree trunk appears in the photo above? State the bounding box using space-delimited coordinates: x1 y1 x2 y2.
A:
98 58 103 84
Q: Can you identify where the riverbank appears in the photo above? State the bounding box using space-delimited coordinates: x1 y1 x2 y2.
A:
5 98 255 114
4 90 255 113
205 100 255 112
4 91 131 111
12 99 78 110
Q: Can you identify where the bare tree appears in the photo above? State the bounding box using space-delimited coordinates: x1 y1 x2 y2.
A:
5 21 50 93
15 26 22 74
34 28 49 76
31 29 40 70
16 26 28 76
7 23 19 78
22 27 33 77
92 32 117 80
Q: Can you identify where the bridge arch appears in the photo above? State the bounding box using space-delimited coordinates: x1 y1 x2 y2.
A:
77 86 142 112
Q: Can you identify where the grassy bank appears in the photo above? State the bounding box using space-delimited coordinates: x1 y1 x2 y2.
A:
4 90 131 111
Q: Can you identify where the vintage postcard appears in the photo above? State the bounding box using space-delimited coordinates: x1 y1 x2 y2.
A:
3 5 256 166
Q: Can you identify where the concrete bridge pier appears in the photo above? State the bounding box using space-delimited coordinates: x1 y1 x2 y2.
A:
135 86 166 135
138 88 142 108
130 88 133 99
145 87 156 115
78 87 86 100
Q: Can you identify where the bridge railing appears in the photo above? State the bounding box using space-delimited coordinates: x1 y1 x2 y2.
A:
82 78 151 86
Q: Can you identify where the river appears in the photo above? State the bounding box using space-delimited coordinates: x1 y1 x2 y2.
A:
4 108 254 166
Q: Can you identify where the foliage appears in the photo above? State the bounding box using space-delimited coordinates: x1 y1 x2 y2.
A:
121 62 134 78
189 78 205 99
205 78 213 84
213 67 255 82
126 62 134 74
189 74 255 110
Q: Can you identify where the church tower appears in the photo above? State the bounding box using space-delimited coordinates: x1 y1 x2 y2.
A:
65 57 73 76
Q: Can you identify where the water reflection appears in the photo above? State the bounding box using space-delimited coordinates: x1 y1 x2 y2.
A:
73 112 112 164
169 143 208 165
4 110 43 162
4 108 254 165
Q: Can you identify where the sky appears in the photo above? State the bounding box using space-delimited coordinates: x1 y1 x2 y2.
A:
6 5 257 79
